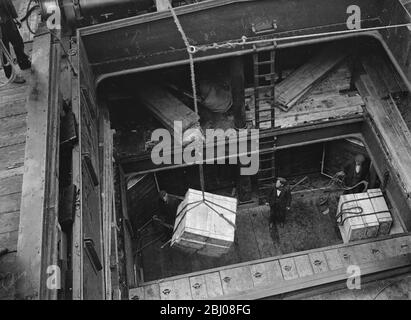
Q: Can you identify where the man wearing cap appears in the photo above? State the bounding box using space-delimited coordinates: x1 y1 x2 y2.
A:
267 177 292 229
337 153 370 193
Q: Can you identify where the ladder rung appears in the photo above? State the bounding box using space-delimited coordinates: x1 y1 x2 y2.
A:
255 60 274 66
258 176 276 182
256 73 276 79
255 85 275 91
260 157 276 162
256 97 274 102
259 168 274 173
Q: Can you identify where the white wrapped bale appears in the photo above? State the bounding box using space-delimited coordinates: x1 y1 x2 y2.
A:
337 189 392 242
367 189 393 235
171 189 237 257
338 193 366 242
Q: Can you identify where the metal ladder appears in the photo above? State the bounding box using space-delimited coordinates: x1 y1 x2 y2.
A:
253 48 277 203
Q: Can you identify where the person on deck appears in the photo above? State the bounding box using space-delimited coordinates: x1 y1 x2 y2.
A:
0 0 31 84
156 190 181 242
337 154 370 194
267 177 292 229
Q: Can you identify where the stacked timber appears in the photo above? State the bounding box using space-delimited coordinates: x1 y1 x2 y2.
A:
171 189 237 257
275 45 349 111
337 189 392 243
245 63 364 129
136 83 202 145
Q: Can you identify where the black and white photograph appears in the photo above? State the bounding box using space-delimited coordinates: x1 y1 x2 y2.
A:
1 0 411 307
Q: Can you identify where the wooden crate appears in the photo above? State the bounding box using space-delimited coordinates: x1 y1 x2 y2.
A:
171 189 237 257
354 193 379 239
337 189 392 242
338 193 366 242
367 189 393 236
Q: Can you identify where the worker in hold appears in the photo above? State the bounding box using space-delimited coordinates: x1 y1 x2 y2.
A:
268 177 292 229
0 0 31 84
156 190 181 242
337 153 370 193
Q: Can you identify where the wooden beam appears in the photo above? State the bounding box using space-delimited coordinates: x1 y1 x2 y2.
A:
15 24 59 300
230 56 246 129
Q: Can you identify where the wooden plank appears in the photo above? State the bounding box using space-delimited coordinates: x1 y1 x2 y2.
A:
294 255 314 278
0 211 20 234
189 275 208 300
250 260 283 287
279 257 298 280
351 242 381 264
174 278 193 300
0 99 27 119
338 247 359 268
144 283 160 300
0 231 18 251
0 175 23 196
204 272 223 298
275 44 349 110
219 266 253 295
309 252 329 274
215 255 411 300
129 287 145 300
136 83 200 132
159 280 176 300
323 249 344 271
0 193 21 214
0 143 25 173
0 114 27 148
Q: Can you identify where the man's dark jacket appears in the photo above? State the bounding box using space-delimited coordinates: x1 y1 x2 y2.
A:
342 159 369 188
0 0 18 24
268 186 292 223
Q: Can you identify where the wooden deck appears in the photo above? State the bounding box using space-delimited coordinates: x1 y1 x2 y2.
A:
0 0 39 299
130 233 411 300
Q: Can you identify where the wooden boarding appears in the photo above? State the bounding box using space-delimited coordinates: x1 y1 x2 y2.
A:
219 266 254 295
130 234 411 300
136 83 200 134
249 260 283 286
204 272 224 298
274 45 349 111
0 60 29 301
356 74 411 213
294 255 314 278
245 63 364 130
309 252 329 274
189 275 208 300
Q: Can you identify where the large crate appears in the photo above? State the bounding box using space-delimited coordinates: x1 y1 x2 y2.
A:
368 189 393 236
337 189 392 242
171 189 237 257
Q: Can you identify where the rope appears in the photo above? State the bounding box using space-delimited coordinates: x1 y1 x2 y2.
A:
168 1 199 114
168 1 239 237
0 40 17 87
